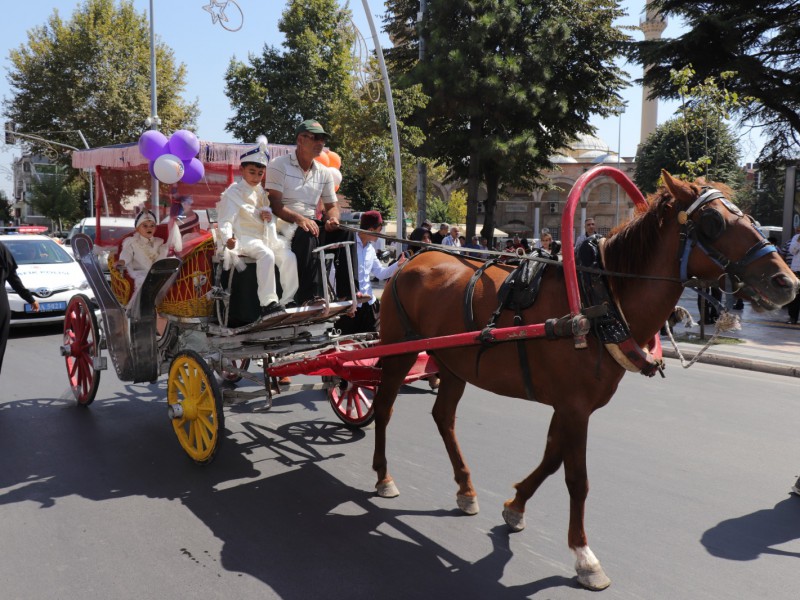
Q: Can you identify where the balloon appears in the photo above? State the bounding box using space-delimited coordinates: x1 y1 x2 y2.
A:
329 167 342 192
181 157 205 184
314 152 330 167
138 130 169 161
326 150 341 170
153 153 185 184
167 130 200 161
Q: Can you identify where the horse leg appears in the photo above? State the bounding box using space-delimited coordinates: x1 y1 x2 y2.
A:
430 367 477 514
560 410 610 591
372 352 418 498
502 412 565 532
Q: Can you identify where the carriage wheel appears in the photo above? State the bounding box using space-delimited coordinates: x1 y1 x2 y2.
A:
63 294 101 406
327 378 376 428
219 358 251 383
167 350 225 465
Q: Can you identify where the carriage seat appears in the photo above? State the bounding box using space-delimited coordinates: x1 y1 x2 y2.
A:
108 228 215 318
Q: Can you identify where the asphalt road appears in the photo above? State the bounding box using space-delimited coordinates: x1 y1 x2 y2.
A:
1 324 798 599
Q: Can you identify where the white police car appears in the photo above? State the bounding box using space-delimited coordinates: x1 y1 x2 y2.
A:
2 234 95 326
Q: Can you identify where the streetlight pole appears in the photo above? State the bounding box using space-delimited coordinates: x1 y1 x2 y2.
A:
147 0 160 218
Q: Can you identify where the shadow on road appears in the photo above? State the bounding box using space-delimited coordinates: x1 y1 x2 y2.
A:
0 389 581 598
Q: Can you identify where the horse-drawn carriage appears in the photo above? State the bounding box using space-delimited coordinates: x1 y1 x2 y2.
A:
61 149 799 589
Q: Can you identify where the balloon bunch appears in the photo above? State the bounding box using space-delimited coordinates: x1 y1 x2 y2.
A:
138 130 205 185
313 150 343 191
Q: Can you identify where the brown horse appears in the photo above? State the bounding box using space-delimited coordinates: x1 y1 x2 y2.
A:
370 172 799 590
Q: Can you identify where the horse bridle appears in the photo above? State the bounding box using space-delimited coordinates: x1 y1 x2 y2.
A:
676 188 778 300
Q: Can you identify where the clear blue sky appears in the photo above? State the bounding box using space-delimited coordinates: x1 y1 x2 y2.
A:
0 1 762 201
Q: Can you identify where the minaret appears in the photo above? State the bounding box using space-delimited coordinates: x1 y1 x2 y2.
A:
639 4 667 147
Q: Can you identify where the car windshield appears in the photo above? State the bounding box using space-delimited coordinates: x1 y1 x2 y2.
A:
5 238 74 265
82 225 136 245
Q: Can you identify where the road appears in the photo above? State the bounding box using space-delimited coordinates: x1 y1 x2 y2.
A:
1 324 798 599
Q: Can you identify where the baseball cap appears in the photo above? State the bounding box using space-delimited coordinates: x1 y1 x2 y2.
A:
296 119 330 138
360 210 383 230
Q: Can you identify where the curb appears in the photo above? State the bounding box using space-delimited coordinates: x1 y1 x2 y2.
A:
661 347 800 378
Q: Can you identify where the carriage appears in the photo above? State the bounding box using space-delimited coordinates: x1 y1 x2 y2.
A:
62 139 438 464
61 148 798 589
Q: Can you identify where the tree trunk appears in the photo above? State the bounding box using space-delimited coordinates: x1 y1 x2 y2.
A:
466 118 481 240
480 168 499 244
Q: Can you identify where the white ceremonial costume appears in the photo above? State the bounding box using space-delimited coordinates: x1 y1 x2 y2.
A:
118 232 168 308
217 179 298 306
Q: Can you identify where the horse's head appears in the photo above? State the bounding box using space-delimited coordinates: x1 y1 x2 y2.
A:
662 170 799 311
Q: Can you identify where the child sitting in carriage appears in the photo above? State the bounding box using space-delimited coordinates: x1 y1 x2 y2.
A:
216 141 298 318
115 210 168 312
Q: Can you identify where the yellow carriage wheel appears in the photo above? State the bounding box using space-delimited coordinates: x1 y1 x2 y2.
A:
167 350 225 465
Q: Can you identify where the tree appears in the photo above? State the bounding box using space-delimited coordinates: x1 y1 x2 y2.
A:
736 164 786 227
3 0 197 158
224 0 354 145
635 65 743 194
634 118 742 193
386 0 630 241
27 167 83 231
0 190 12 224
628 0 800 163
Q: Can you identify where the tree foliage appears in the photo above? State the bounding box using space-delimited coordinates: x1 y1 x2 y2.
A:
3 0 197 160
224 0 354 145
385 0 630 241
634 118 741 193
628 0 800 163
27 168 84 231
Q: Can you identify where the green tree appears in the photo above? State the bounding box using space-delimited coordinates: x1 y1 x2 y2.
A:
0 190 12 224
3 0 197 158
27 167 84 231
446 188 467 225
628 0 800 163
634 118 741 193
224 0 354 144
387 0 629 241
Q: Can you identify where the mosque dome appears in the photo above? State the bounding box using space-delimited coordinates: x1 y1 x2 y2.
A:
569 133 611 153
549 154 578 164
591 153 626 164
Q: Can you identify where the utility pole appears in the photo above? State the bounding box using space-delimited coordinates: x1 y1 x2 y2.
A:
415 0 428 228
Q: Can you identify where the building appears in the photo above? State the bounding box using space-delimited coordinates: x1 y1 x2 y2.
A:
10 153 54 227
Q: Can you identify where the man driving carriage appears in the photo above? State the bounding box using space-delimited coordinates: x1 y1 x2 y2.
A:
266 119 358 305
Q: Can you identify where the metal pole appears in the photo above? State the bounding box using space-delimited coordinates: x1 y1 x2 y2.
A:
415 0 427 227
149 0 160 218
615 108 622 226
360 0 405 240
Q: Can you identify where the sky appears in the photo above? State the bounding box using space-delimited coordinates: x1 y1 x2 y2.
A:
1 1 764 201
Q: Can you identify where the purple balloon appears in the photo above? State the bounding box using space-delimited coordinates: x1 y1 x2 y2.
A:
168 130 200 161
138 130 169 161
180 158 205 184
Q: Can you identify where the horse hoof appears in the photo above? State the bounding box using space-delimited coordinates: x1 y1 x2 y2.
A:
376 480 400 498
502 504 526 532
576 565 611 591
456 494 479 515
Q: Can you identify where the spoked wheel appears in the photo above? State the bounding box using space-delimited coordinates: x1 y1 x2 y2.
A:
327 378 376 428
219 358 251 383
167 350 225 465
62 294 101 406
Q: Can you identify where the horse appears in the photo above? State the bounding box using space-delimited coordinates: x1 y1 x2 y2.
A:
369 171 799 590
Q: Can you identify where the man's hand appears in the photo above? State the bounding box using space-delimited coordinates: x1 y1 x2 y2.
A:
324 215 340 233
397 252 407 266
31 300 40 312
297 216 320 237
226 236 237 249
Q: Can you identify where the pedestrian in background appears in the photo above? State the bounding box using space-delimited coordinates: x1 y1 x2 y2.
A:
785 226 800 325
574 217 596 248
0 241 39 375
431 223 449 244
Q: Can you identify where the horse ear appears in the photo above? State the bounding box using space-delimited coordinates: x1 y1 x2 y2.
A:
660 169 694 203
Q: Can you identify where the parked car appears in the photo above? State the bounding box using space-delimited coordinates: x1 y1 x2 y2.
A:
67 217 137 280
2 234 95 326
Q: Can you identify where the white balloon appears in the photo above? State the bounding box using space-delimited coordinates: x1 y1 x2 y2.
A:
153 153 185 184
329 167 342 190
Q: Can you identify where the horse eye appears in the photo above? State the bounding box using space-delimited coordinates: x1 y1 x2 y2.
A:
699 209 726 241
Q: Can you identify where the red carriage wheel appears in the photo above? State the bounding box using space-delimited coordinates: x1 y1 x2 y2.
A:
327 378 376 428
62 294 101 406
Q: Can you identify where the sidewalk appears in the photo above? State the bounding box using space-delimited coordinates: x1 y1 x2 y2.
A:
659 290 800 378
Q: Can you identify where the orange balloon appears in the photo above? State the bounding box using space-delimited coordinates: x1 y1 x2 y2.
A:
327 150 342 170
314 152 330 167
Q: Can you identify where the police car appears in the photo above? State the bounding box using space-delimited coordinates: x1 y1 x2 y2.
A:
2 234 95 325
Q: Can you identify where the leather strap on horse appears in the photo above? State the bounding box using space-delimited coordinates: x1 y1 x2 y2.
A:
390 250 424 341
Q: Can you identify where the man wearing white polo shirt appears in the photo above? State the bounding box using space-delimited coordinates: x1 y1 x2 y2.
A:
266 119 358 304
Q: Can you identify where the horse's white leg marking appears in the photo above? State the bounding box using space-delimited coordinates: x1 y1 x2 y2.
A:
456 494 479 515
502 503 526 531
573 545 611 590
376 479 400 498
